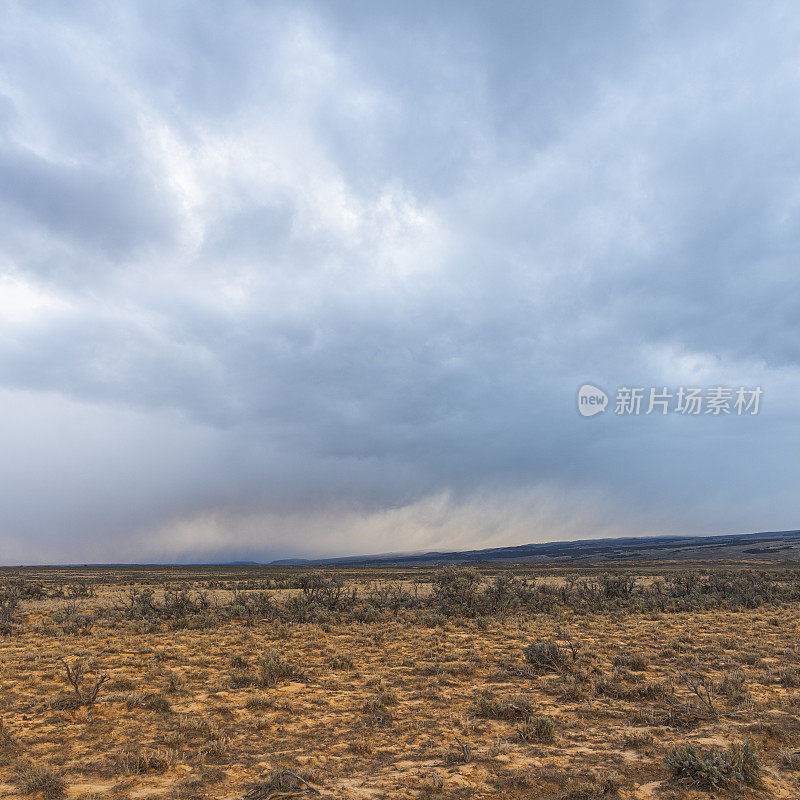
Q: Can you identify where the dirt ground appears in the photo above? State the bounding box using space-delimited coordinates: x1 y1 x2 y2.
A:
1 566 800 799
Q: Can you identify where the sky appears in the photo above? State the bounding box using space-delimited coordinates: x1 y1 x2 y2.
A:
0 1 799 564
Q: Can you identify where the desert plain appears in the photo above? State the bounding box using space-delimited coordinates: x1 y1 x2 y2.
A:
1 564 800 799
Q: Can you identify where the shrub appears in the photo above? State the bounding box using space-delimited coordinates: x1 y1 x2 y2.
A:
112 691 172 713
430 567 482 616
443 741 473 764
559 677 587 702
230 654 250 670
516 716 554 743
598 574 637 598
680 671 717 717
65 581 95 598
326 653 355 670
62 612 96 635
0 586 20 634
51 600 96 635
118 747 178 774
481 574 529 615
297 572 354 610
227 591 275 622
113 586 211 622
727 740 763 786
177 715 220 737
665 740 761 789
523 639 573 672
360 685 397 722
473 691 535 720
417 661 475 677
717 669 749 704
780 667 800 687
418 611 448 628
166 670 183 693
245 694 273 710
594 677 624 698
201 736 231 761
621 729 654 749
613 652 649 671
0 718 17 750
229 669 258 689
259 652 304 686
13 763 66 798
244 770 317 797
60 657 108 706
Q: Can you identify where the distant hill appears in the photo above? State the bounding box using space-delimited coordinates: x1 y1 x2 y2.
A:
269 529 800 566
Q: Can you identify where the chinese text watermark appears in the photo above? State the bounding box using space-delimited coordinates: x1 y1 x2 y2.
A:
577 384 762 417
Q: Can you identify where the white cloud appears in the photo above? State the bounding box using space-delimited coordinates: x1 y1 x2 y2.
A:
0 1 799 562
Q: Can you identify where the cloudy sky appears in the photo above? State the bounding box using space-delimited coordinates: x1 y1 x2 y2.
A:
1 1 798 564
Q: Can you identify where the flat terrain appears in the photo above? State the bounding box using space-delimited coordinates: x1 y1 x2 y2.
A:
2 564 800 799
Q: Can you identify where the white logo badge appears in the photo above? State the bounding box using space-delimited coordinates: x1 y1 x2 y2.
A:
577 384 608 417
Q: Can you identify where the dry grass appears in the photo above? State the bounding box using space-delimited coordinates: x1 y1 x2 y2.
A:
1 564 800 798
12 762 67 798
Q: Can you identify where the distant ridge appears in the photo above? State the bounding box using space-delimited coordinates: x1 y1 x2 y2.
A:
6 531 799 570
268 529 800 566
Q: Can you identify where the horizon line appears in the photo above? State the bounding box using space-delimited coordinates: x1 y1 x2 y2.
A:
2 527 799 569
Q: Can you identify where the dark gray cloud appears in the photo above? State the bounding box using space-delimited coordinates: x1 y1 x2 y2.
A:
0 0 798 563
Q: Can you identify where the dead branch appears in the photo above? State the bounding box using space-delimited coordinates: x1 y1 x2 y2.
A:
60 657 109 706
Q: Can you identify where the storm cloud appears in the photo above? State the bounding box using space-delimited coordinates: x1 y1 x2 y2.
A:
1 1 799 563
